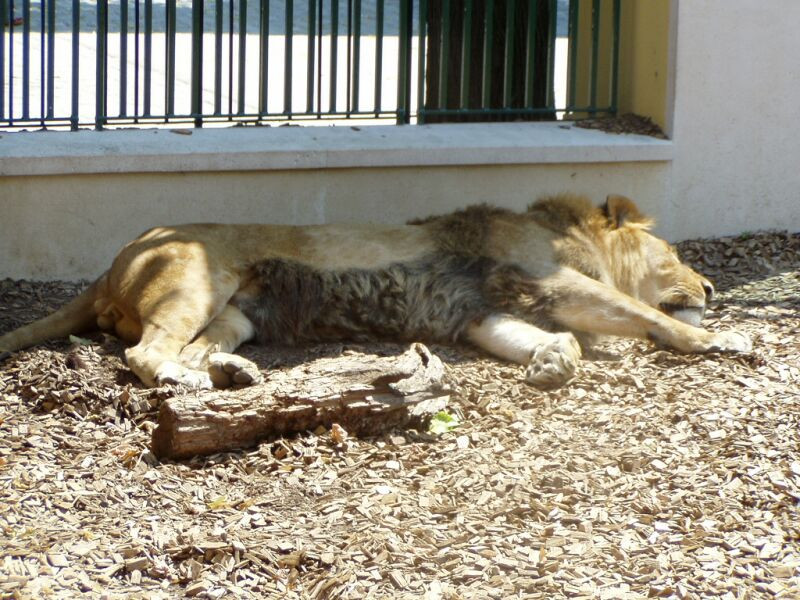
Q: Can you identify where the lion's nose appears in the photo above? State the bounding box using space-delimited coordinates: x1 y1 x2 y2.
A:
702 281 714 301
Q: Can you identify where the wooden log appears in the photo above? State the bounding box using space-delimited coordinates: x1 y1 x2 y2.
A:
152 343 449 459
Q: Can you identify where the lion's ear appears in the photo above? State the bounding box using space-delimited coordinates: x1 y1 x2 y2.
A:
602 194 648 228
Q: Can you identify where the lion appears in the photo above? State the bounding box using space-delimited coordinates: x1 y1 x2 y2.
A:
0 194 751 389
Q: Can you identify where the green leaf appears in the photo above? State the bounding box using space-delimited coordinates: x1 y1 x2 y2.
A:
207 496 230 510
428 411 460 435
69 335 94 346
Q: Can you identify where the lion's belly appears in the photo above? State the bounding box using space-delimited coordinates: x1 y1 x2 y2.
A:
232 255 498 344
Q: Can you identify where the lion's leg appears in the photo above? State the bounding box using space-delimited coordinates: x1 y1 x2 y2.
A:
126 324 213 389
466 314 582 387
178 304 261 388
545 269 751 353
124 285 238 389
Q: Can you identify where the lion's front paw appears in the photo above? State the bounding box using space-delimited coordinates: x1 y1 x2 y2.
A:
525 333 582 388
707 330 752 353
208 352 263 388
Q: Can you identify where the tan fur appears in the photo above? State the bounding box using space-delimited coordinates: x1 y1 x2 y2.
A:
0 194 750 389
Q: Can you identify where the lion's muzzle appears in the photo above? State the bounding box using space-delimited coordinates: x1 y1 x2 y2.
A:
661 303 706 327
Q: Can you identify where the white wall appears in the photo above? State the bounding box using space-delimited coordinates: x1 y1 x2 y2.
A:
0 164 671 281
665 0 800 239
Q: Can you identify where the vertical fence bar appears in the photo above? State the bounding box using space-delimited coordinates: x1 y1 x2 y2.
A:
42 0 56 119
351 0 360 113
259 0 269 114
7 0 14 125
22 0 30 119
414 0 426 123
134 0 140 119
191 0 203 125
395 0 407 122
546 0 556 109
329 0 338 112
70 0 79 128
214 0 222 114
459 0 473 109
306 0 315 113
481 0 494 108
39 0 44 124
316 0 322 115
284 0 292 115
610 0 620 114
144 0 152 116
373 0 383 114
523 0 537 107
345 0 351 114
166 0 176 117
396 0 412 123
589 0 599 113
567 0 578 110
96 0 107 129
44 0 57 120
0 0 6 121
503 0 516 107
237 0 247 114
228 0 233 113
437 0 449 109
120 0 128 116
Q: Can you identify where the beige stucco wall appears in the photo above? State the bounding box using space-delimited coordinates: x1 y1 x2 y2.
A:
616 0 672 131
0 160 670 280
571 0 800 240
568 0 672 129
665 0 800 240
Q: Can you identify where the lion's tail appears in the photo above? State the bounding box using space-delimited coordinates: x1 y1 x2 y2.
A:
0 273 108 357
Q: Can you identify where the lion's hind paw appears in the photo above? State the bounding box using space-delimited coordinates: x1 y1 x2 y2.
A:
208 352 263 388
525 332 582 388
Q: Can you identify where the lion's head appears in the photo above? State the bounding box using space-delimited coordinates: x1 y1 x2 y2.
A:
602 195 714 327
530 194 715 328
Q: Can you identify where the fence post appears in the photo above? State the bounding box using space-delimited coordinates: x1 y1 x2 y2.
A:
95 0 108 130
259 0 270 115
191 0 203 127
374 0 384 116
238 0 247 115
166 0 176 118
416 0 427 124
144 0 152 117
396 0 413 124
46 0 55 119
0 0 6 122
22 0 30 120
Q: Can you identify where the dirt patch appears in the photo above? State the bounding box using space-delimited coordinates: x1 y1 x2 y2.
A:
1 232 799 599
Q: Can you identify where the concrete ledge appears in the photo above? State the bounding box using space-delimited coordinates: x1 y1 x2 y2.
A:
0 122 672 177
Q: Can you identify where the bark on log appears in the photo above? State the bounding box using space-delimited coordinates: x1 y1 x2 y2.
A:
152 343 449 460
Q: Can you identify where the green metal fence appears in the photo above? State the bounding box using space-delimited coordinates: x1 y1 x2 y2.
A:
0 0 619 130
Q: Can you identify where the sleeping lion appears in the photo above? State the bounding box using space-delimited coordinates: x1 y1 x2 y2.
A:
0 194 751 389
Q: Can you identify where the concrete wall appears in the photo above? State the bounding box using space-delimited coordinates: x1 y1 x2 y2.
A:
0 124 671 280
616 0 673 132
665 0 800 240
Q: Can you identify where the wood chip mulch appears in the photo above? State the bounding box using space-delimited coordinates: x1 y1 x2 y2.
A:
1 231 799 599
573 113 669 139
